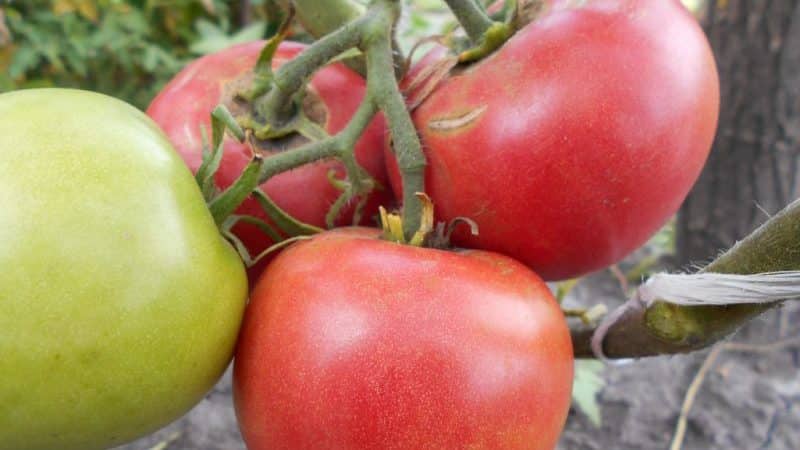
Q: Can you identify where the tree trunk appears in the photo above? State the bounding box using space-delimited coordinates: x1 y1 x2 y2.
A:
677 0 800 265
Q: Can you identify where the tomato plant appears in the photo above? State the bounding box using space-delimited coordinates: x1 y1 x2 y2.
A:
234 228 574 450
0 0 757 448
147 41 390 280
387 0 719 280
0 89 248 450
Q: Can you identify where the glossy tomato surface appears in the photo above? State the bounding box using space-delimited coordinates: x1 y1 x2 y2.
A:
387 0 719 280
0 89 248 450
234 228 573 450
148 41 389 280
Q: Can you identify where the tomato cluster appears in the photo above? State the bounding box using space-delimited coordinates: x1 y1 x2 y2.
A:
0 1 717 449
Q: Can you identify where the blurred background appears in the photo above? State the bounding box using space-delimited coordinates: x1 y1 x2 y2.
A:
2 0 799 448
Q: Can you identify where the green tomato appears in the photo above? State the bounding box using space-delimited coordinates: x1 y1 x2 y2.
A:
0 89 248 450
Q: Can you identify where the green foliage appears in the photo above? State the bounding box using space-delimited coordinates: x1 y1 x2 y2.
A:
0 0 459 107
0 0 705 109
572 360 606 427
0 0 276 109
189 19 265 55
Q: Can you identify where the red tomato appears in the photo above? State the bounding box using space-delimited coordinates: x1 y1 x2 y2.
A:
387 0 719 280
148 41 389 280
234 228 573 450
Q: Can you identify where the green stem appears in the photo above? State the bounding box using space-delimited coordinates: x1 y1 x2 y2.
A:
256 16 367 126
209 156 264 226
443 0 496 43
363 1 427 240
252 189 323 236
325 98 380 227
643 199 800 345
572 197 800 359
278 0 368 75
212 0 419 239
284 0 365 39
256 138 341 182
256 92 378 186
334 95 380 153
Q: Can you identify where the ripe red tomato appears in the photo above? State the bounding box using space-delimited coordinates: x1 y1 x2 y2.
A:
148 41 388 280
387 0 719 280
234 228 573 450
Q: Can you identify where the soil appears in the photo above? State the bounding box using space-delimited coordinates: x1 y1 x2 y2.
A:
117 268 800 450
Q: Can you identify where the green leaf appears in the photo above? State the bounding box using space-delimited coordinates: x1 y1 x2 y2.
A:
2 1 240 108
572 360 605 427
142 45 160 71
8 45 40 78
190 20 265 55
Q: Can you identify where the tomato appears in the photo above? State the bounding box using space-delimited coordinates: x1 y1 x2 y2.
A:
0 89 248 450
234 228 573 449
147 41 389 281
387 0 719 280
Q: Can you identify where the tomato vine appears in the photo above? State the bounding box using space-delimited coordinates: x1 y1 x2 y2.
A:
185 0 799 363
210 0 430 240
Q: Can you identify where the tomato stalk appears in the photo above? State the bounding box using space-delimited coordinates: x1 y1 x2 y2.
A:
209 156 264 226
215 0 427 242
254 17 368 131
237 8 295 103
255 99 378 183
362 15 427 239
197 104 324 241
280 0 365 38
443 0 495 43
443 0 513 62
276 0 368 75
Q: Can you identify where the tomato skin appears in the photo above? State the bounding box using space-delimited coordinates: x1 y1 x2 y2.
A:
234 228 573 450
0 89 247 450
387 0 719 280
147 41 389 280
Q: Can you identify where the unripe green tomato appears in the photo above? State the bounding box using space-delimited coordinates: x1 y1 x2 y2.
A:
0 89 248 450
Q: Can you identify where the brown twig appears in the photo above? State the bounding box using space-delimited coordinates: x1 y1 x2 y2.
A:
669 335 800 450
724 335 800 354
669 345 725 450
240 0 252 26
148 430 184 450
608 264 630 294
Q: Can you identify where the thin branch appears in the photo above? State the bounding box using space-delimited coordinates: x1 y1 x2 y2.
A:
669 335 800 450
443 0 496 43
363 0 427 240
669 345 725 450
276 0 367 75
256 15 369 125
282 0 365 38
608 264 630 294
240 0 252 26
724 335 800 353
148 430 184 450
256 137 342 182
214 0 399 231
